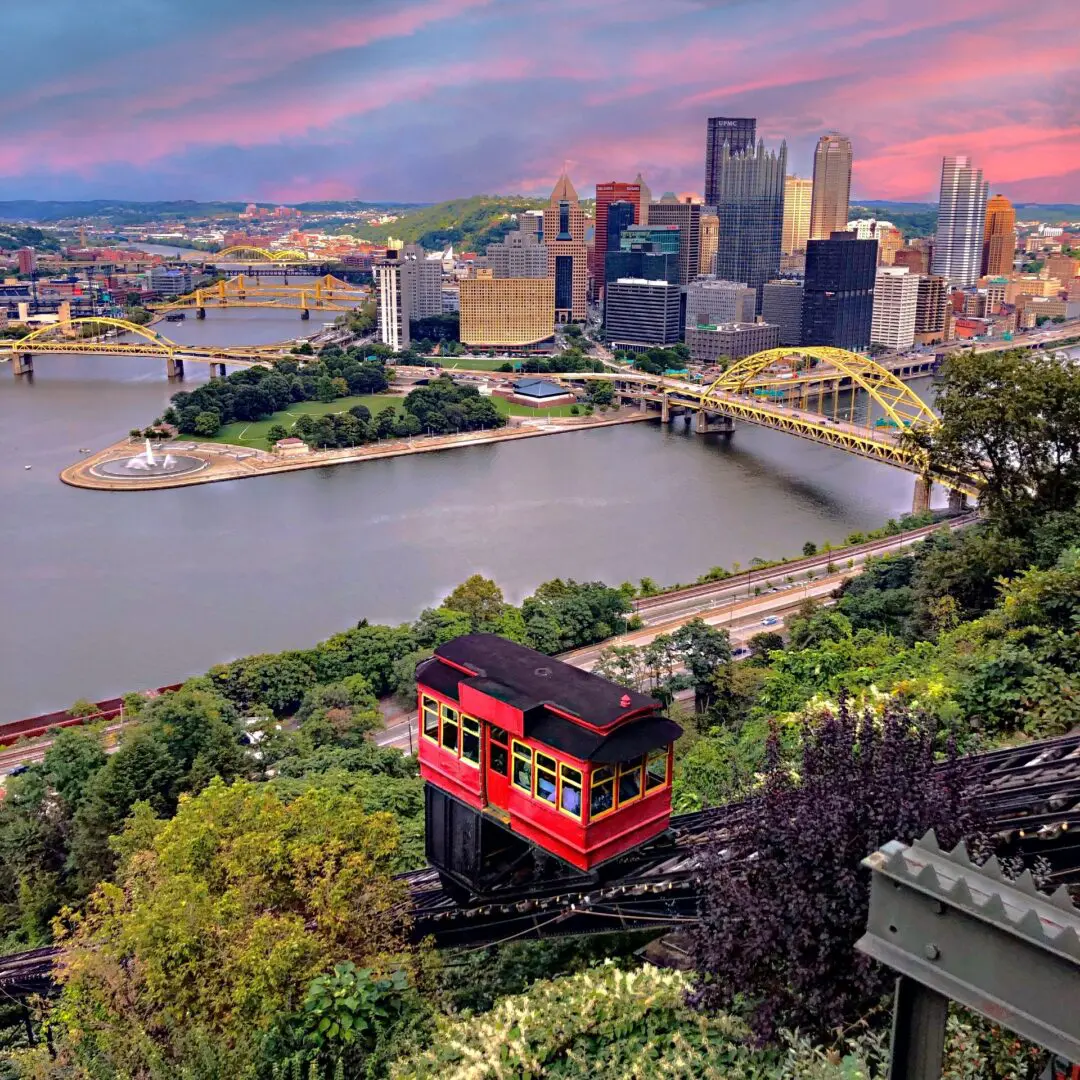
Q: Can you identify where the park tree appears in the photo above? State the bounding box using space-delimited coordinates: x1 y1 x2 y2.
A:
50 780 413 1078
266 423 288 444
906 349 1080 533
691 698 978 1044
193 409 221 437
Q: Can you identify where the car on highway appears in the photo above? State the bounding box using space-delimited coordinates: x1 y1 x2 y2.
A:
760 616 780 626
732 646 750 658
8 765 29 777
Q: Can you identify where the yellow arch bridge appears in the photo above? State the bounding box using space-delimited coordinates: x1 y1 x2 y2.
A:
0 317 284 378
151 273 369 317
559 348 976 509
213 246 313 262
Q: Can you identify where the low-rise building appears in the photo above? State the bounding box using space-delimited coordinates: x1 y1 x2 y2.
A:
147 266 194 295
685 321 780 364
508 378 577 407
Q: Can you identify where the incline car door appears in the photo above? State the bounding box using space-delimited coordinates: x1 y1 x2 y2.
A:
486 724 510 808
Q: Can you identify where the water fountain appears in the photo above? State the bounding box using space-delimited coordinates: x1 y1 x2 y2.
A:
90 437 208 481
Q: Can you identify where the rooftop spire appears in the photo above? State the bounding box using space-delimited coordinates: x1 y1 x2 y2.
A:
550 172 579 204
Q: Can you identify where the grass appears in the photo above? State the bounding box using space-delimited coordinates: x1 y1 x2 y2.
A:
190 393 586 449
438 356 517 372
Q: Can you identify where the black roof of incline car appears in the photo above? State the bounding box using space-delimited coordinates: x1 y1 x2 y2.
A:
429 633 659 729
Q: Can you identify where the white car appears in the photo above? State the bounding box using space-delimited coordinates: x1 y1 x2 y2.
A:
760 616 780 627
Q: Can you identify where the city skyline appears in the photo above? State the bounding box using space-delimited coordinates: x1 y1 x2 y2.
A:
1 0 1077 205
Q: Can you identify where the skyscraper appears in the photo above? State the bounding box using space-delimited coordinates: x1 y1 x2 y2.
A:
982 193 1016 277
375 251 409 352
459 277 555 349
931 156 988 288
809 133 853 240
604 279 682 351
543 173 588 322
704 117 756 207
782 176 812 256
648 195 701 289
713 140 787 311
802 231 877 350
595 182 641 294
762 280 805 346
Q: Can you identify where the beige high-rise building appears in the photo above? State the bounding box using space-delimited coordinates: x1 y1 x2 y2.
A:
809 133 853 240
981 194 1017 277
543 173 588 322
871 266 919 351
459 277 555 349
698 212 719 276
782 176 812 256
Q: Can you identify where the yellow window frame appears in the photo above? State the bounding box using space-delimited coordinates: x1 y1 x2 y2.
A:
440 704 459 754
559 763 583 820
511 739 533 794
645 748 669 792
617 758 644 807
460 714 481 768
535 752 558 807
421 695 440 743
589 765 617 821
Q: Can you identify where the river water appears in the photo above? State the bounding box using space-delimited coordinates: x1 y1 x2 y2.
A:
0 308 935 720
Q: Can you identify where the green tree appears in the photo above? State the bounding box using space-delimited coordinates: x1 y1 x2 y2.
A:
441 574 505 628
52 780 412 1079
802 541 818 557
672 617 732 713
267 423 288 444
193 409 221 437
907 348 1080 532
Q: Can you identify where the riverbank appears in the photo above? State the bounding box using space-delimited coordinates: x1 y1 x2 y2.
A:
59 409 653 491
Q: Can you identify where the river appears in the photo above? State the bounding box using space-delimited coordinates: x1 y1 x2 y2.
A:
0 309 937 720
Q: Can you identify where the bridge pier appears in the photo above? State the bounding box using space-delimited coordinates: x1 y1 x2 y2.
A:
300 308 310 320
695 410 734 435
12 353 33 376
208 362 227 379
661 396 670 424
948 488 969 514
912 475 932 515
166 356 184 379
195 307 206 320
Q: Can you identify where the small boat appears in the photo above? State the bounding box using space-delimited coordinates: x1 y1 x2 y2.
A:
24 465 31 470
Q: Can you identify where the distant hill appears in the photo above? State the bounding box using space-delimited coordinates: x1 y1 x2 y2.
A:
0 199 419 224
349 195 548 253
850 202 937 237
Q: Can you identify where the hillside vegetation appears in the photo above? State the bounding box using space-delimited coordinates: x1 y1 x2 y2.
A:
349 194 547 252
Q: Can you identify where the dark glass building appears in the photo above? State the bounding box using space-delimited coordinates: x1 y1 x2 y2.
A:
704 116 756 207
802 231 878 350
606 200 637 255
713 140 787 312
604 247 679 287
554 255 574 313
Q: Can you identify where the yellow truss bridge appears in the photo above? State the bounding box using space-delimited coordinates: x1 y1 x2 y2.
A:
213 246 313 262
0 317 283 378
561 347 976 507
151 273 369 316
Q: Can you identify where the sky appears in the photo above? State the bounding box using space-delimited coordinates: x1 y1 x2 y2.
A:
2 0 1078 205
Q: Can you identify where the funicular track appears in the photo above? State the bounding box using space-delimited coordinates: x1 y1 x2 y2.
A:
2 734 1078 993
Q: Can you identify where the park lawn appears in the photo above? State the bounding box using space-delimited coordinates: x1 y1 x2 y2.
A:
491 397 584 418
438 356 516 372
193 394 405 450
